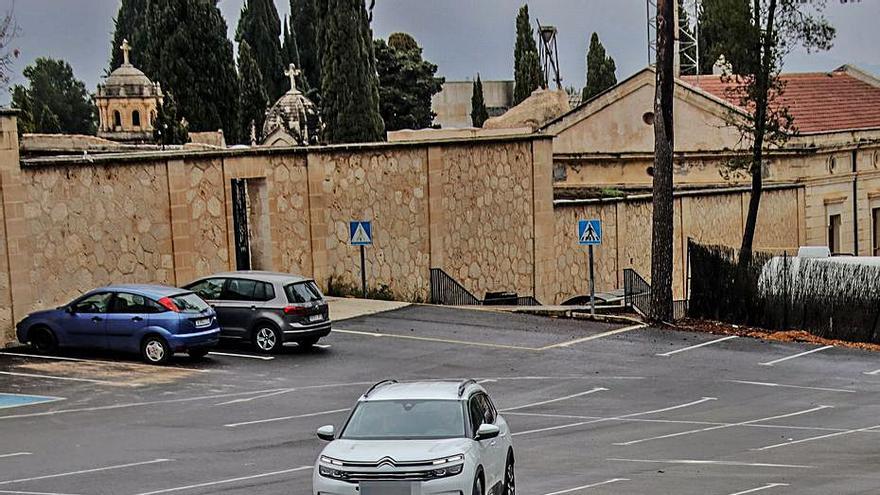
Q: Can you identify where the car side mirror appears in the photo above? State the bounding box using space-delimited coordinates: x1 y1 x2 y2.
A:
475 423 500 441
317 425 335 441
65 305 74 314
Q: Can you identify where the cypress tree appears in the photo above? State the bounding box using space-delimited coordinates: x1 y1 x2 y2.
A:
109 0 147 70
471 75 489 128
143 0 241 144
698 0 755 74
582 32 617 102
238 40 269 143
154 91 189 145
291 0 320 94
320 0 384 144
236 0 286 100
513 4 544 105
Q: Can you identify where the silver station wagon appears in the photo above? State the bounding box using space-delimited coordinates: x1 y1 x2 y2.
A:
184 271 331 353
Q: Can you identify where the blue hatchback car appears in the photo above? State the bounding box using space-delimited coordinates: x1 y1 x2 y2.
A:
15 284 220 364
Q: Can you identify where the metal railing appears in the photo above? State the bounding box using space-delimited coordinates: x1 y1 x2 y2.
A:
429 268 541 306
430 268 481 305
623 268 688 321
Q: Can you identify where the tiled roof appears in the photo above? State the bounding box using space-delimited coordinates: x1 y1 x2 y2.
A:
681 70 880 134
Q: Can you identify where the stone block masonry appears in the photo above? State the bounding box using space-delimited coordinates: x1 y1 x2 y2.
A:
0 110 555 345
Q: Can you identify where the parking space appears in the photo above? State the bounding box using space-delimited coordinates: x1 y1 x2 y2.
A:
1 305 880 494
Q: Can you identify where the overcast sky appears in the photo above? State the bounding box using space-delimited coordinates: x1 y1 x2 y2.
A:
2 0 879 102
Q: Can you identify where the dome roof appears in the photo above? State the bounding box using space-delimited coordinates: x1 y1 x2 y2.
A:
262 87 321 146
104 64 154 88
97 39 162 98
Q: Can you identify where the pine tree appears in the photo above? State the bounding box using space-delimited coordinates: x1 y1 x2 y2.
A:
582 32 617 102
513 4 544 105
320 0 384 143
143 0 241 143
109 0 147 70
471 75 489 128
238 40 269 143
11 57 96 135
374 33 444 131
236 0 285 100
291 0 320 94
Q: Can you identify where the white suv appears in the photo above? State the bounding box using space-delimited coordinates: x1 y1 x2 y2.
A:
313 380 515 495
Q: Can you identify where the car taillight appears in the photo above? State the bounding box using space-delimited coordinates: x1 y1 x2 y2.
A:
157 297 180 312
283 305 309 316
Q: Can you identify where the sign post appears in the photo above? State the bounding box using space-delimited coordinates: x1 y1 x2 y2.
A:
577 219 603 316
349 221 373 298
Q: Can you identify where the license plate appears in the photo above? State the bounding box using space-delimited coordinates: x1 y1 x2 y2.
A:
194 318 211 328
309 314 323 322
359 482 415 495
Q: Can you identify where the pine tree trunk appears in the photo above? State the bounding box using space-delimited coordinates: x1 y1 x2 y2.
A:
741 0 777 261
650 0 676 322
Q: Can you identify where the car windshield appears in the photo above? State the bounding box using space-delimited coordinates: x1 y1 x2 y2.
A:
341 400 466 440
170 293 211 314
285 281 323 303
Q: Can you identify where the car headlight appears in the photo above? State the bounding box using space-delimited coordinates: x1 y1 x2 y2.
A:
431 454 465 465
318 465 350 480
428 463 464 479
319 455 343 466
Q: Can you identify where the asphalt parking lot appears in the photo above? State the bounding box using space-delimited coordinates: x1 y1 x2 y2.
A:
1 304 880 495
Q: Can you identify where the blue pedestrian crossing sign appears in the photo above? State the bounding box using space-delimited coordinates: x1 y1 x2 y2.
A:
578 219 602 246
349 221 373 246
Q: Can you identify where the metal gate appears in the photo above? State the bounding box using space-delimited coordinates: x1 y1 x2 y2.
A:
231 179 251 270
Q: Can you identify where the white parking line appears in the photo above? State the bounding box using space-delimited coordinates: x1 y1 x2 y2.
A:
0 370 134 387
132 466 312 495
501 387 608 412
208 352 274 361
505 411 859 434
656 336 738 357
759 345 834 366
728 483 789 495
0 453 31 459
0 352 212 373
0 459 173 485
607 458 813 469
541 478 630 495
863 369 880 376
225 408 350 427
614 405 832 446
725 380 856 394
0 388 289 420
539 324 647 350
753 423 880 451
334 329 539 351
513 397 716 437
0 490 87 495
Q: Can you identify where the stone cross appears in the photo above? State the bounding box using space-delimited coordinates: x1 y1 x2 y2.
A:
121 39 131 65
285 63 302 92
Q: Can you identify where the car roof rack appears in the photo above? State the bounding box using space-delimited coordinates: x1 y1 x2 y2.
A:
363 379 398 398
458 378 478 397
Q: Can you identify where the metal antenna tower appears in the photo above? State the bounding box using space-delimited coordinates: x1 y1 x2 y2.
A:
647 0 701 75
537 20 563 90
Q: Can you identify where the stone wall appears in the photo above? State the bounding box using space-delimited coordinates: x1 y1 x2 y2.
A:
0 116 554 344
439 142 535 298
22 162 175 312
552 186 804 302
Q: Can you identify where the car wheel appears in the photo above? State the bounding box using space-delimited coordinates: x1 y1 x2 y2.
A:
472 473 484 495
297 337 319 349
188 348 209 360
141 335 171 365
253 324 281 353
503 455 516 495
30 327 58 354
